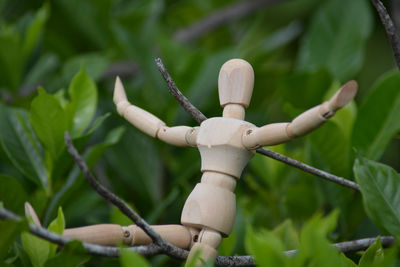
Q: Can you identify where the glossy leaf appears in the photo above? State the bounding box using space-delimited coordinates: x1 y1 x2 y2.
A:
354 157 400 240
22 53 59 90
66 68 98 137
0 175 28 213
0 104 48 187
21 231 50 267
30 88 68 161
309 121 349 176
285 185 318 220
47 207 65 258
85 113 110 136
352 72 400 160
359 237 383 267
0 26 22 90
296 0 372 80
22 4 49 60
105 127 163 205
278 69 331 111
0 220 27 260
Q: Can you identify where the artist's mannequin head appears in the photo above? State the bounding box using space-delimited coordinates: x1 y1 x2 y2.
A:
218 59 254 120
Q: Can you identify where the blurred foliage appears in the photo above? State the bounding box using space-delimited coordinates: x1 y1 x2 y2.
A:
0 0 400 266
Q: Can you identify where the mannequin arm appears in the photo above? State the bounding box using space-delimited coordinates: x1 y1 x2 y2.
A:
64 224 197 249
114 77 195 147
242 80 358 149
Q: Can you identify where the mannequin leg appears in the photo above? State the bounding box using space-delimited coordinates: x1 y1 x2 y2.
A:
64 224 196 249
185 229 222 267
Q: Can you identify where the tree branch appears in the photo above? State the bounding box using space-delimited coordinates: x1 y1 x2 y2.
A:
64 132 187 259
155 58 207 124
256 147 360 191
174 0 282 43
371 0 400 69
0 207 394 266
391 0 400 30
155 58 360 192
332 236 395 253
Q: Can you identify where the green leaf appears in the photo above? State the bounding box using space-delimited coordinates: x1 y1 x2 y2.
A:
278 69 331 111
0 175 28 213
0 220 27 260
30 88 68 161
309 121 349 176
53 89 68 109
22 4 49 60
0 26 23 90
296 0 372 80
105 127 163 205
271 219 299 250
119 250 150 267
0 104 48 187
293 211 345 267
44 241 90 267
66 68 98 137
22 53 59 90
359 237 383 267
21 231 50 267
85 113 110 135
285 185 319 221
354 157 400 239
21 205 63 266
352 72 400 160
245 225 287 266
184 249 203 267
341 253 358 267
47 207 65 258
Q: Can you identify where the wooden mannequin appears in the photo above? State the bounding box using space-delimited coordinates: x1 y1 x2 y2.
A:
59 59 357 265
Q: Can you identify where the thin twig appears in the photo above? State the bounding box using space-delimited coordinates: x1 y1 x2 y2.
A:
392 0 400 30
0 208 395 266
174 0 282 43
333 236 395 253
371 0 400 69
156 58 360 192
155 58 207 124
283 236 395 257
256 147 360 191
64 132 186 259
